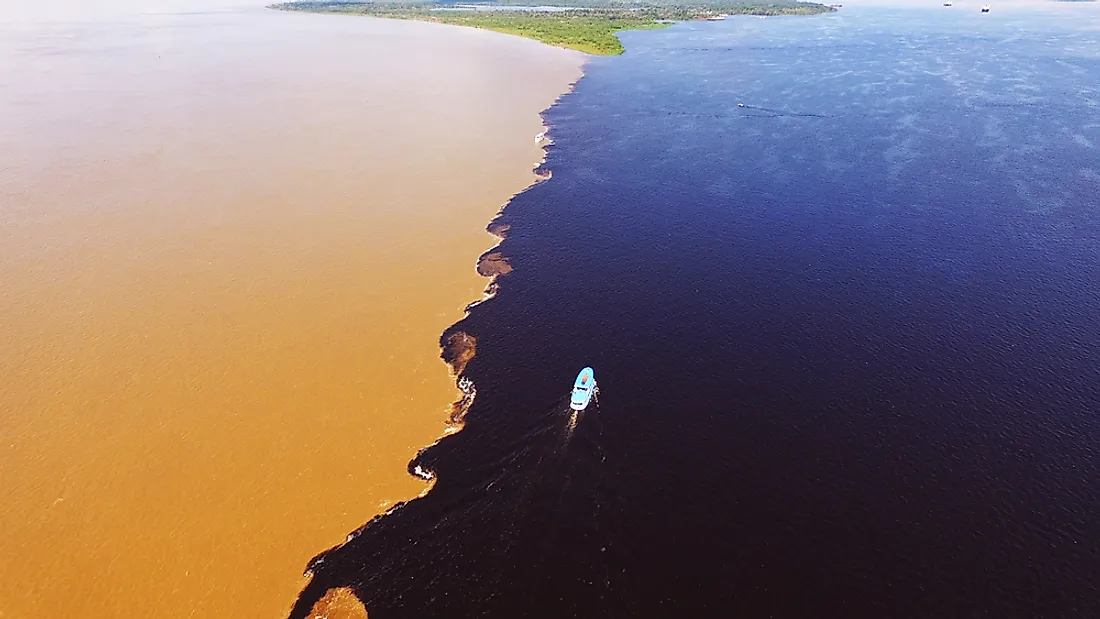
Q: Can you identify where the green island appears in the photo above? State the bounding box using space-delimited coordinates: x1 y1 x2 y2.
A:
270 1 836 56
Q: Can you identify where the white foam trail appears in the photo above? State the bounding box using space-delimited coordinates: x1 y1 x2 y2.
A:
565 410 580 438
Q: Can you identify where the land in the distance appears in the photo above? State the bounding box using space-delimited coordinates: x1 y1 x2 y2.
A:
271 1 836 55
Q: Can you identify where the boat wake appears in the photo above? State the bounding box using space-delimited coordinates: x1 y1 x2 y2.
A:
737 103 832 118
565 409 581 438
287 380 616 619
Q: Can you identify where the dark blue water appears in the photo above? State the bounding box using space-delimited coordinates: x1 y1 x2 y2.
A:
291 7 1100 618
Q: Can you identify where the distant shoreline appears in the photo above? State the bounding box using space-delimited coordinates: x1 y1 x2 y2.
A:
270 1 836 55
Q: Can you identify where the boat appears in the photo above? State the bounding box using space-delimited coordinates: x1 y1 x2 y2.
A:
943 1 952 6
981 4 990 11
534 131 547 143
704 15 725 21
570 367 596 411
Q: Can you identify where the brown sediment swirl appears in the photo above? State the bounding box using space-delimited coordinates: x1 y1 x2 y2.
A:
307 588 370 619
441 331 478 424
477 251 513 277
486 221 511 237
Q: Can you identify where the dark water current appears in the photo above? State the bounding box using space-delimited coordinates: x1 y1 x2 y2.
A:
292 7 1100 618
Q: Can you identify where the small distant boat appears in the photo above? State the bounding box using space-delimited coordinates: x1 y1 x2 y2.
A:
981 4 990 11
570 367 596 411
534 131 547 143
943 1 952 6
705 15 725 21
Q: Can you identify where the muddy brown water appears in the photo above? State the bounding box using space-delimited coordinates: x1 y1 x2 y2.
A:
0 3 582 616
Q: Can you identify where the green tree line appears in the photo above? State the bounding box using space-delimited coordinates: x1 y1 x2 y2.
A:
271 1 835 55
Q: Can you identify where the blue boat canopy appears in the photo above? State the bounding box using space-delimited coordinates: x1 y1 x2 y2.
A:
570 367 596 411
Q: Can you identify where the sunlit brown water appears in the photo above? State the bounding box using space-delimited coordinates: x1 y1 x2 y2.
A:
0 3 582 616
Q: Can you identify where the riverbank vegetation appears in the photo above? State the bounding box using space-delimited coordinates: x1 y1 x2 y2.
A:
270 1 835 55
